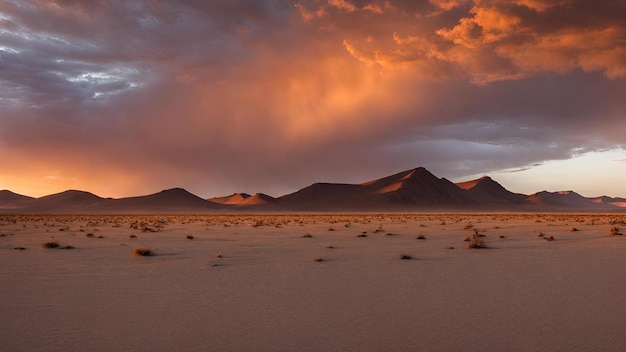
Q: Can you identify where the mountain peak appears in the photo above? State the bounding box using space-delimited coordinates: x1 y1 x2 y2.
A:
456 176 493 190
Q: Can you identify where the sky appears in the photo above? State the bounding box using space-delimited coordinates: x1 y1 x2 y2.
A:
1 0 625 199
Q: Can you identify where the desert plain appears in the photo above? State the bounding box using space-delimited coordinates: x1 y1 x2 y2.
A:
1 213 626 352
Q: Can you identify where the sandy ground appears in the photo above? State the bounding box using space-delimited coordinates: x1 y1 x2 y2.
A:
2 214 626 352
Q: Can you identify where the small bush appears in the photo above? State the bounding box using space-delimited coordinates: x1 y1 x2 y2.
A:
399 254 412 260
86 233 94 238
498 235 506 239
62 245 75 249
610 226 623 237
214 251 223 258
129 234 137 239
416 235 426 240
186 235 194 240
468 234 486 249
313 257 324 262
14 247 26 250
42 241 60 249
568 227 579 232
302 234 313 238
133 247 154 256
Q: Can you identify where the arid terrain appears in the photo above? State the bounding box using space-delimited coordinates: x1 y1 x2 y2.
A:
2 213 626 352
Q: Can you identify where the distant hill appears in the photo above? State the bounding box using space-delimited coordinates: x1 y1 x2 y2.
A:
99 188 223 213
1 167 625 213
0 190 35 211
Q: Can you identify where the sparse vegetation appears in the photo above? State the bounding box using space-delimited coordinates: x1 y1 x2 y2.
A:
609 226 623 237
186 235 194 240
468 232 487 249
416 235 426 240
62 245 75 249
14 247 26 250
42 241 60 249
568 227 579 232
129 234 137 238
313 257 324 262
356 233 368 238
133 247 154 256
302 233 313 238
399 254 412 260
86 233 94 238
373 225 385 233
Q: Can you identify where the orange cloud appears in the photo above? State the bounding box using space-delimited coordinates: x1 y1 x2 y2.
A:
429 0 468 11
328 0 357 12
294 2 327 21
337 1 626 83
513 0 572 13
436 6 521 47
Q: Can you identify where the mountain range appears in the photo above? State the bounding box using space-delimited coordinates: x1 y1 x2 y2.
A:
1 167 625 213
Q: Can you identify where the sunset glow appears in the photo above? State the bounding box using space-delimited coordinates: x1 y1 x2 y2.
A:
1 0 625 198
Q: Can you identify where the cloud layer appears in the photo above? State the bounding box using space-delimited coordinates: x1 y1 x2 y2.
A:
1 0 625 197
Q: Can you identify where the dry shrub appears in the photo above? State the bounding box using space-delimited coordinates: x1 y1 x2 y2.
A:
609 226 623 237
133 247 154 256
468 233 486 249
42 241 60 249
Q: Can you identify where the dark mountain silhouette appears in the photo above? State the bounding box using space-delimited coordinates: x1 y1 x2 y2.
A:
456 176 527 205
25 190 107 212
0 190 34 202
1 167 625 213
524 191 626 211
0 190 35 211
101 188 222 212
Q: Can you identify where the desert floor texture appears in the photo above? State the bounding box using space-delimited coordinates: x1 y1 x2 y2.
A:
2 213 626 352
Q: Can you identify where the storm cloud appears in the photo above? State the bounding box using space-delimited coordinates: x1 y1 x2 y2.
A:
1 0 625 197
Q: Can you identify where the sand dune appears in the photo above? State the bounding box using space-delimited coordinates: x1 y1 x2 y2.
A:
209 193 252 205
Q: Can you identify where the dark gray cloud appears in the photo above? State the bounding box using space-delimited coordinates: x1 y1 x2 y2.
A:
0 0 624 197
